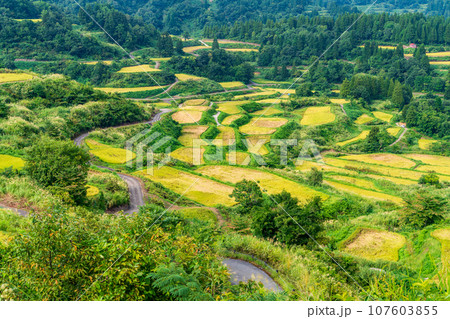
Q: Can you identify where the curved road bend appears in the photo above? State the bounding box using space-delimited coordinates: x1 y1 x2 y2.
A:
222 258 282 292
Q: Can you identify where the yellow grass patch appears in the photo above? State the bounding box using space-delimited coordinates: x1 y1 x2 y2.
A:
172 110 203 124
355 114 374 125
343 228 406 261
404 154 450 167
217 101 247 114
117 65 161 73
245 135 271 156
86 185 100 197
373 111 393 122
213 126 236 146
137 166 235 206
0 73 34 83
387 127 401 136
251 107 283 116
170 147 205 165
325 180 403 205
226 151 251 165
341 154 416 169
196 165 328 203
418 138 437 150
0 155 25 171
300 106 336 126
220 81 246 89
95 86 164 93
225 48 259 52
330 98 350 104
85 139 135 164
240 118 288 135
183 46 208 53
222 114 244 125
336 130 370 147
175 73 204 81
178 125 209 147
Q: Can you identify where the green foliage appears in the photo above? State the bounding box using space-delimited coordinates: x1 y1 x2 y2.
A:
419 172 440 186
401 192 447 229
170 79 223 96
25 137 90 204
240 101 262 113
306 167 323 187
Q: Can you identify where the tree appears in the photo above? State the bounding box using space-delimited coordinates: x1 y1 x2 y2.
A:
391 81 405 107
175 39 183 54
25 137 90 204
280 65 289 80
402 192 447 229
445 82 450 100
419 171 440 186
157 33 174 57
306 168 323 186
296 82 313 97
212 37 220 51
230 180 264 213
364 127 381 153
0 100 9 119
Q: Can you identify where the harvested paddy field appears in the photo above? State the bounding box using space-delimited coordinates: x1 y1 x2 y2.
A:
239 118 288 135
336 131 370 147
196 165 328 203
172 110 203 124
300 107 336 126
178 125 209 147
85 139 135 164
136 166 235 206
0 155 25 171
343 228 406 262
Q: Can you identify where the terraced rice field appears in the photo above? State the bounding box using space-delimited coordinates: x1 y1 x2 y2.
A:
83 61 113 65
418 138 437 150
222 114 244 125
183 46 209 53
336 130 370 147
117 65 161 73
225 48 259 52
300 107 336 126
220 81 246 89
239 118 288 135
355 114 374 124
327 175 378 190
245 135 271 156
137 166 235 206
85 139 136 164
217 101 247 114
330 98 350 104
0 155 25 171
95 86 164 93
325 180 403 205
196 165 328 203
151 57 171 61
0 73 34 83
416 165 450 177
373 111 393 122
86 185 100 197
170 147 205 165
257 99 282 104
226 151 251 165
387 127 401 136
14 19 42 22
184 99 207 106
213 127 236 146
175 74 204 81
431 229 450 279
178 125 208 147
340 154 416 169
430 61 450 65
404 154 450 167
234 91 278 100
172 110 203 124
150 102 172 108
251 107 283 116
266 88 296 94
366 174 417 185
343 228 406 262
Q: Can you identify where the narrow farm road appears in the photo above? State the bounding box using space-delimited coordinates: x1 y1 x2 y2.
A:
213 111 221 126
340 104 348 116
222 258 282 292
0 204 28 217
390 125 408 147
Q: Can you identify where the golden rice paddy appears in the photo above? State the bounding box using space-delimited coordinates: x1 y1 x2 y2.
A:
0 155 25 171
416 165 450 177
175 73 205 81
136 166 235 206
0 73 34 83
184 99 207 106
373 111 393 122
343 228 406 262
14 19 42 23
300 107 336 126
86 185 100 197
225 48 259 52
336 130 370 147
217 101 247 114
366 174 417 186
85 139 136 164
251 107 283 116
340 154 417 169
404 154 450 167
170 147 205 165
355 114 374 125
213 127 236 146
183 46 209 53
172 110 203 124
220 81 246 89
95 86 164 93
431 229 450 278
178 125 209 147
245 135 271 156
222 114 244 125
226 151 251 165
233 91 278 100
151 57 171 61
325 180 403 205
266 88 296 94
330 98 350 104
82 60 113 65
387 127 401 136
418 138 437 150
430 61 450 65
196 165 328 203
117 65 161 73
327 175 378 190
257 99 283 104
239 118 288 135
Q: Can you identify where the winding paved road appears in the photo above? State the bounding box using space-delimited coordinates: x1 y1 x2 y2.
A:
222 258 282 292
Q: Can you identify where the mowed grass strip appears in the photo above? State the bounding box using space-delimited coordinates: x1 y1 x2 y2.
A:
196 165 328 203
117 65 161 73
213 126 236 146
336 130 370 147
137 166 235 206
0 73 34 83
222 114 243 125
300 107 336 126
373 111 393 122
170 147 205 165
217 101 246 114
240 118 288 135
178 125 209 147
172 110 203 124
343 228 406 262
85 139 136 164
0 155 25 170
341 154 417 169
95 86 164 93
355 114 374 125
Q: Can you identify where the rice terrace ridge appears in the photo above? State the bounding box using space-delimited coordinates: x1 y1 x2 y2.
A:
0 0 449 312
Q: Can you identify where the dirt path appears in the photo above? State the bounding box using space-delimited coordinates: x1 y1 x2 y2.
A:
213 111 221 126
0 204 28 217
340 104 348 116
390 124 408 147
154 61 161 70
